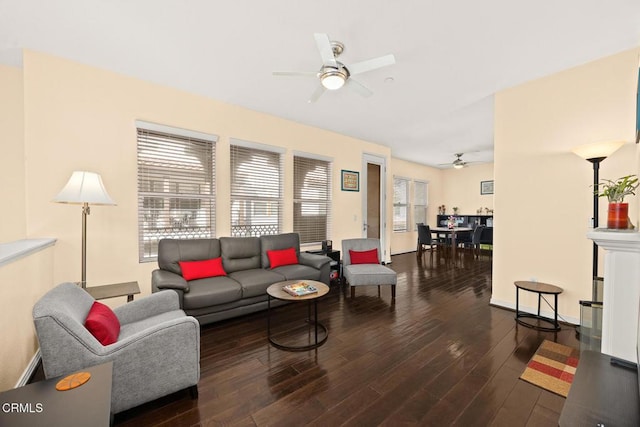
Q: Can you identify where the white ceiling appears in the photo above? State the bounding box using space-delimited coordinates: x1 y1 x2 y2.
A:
1 0 639 168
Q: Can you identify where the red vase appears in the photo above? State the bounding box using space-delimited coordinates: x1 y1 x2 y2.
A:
607 203 629 229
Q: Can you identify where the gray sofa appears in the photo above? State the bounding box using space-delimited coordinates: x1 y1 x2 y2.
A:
151 232 331 325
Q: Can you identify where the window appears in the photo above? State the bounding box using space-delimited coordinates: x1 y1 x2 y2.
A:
414 180 428 229
136 123 216 262
293 154 332 244
230 142 283 236
393 177 409 232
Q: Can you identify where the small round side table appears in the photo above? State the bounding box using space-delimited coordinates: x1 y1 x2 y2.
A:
514 280 563 332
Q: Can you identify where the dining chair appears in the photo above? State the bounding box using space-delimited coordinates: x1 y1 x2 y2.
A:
463 225 485 258
417 224 438 258
455 225 474 248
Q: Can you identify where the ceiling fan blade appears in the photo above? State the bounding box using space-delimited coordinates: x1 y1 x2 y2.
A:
348 54 396 76
314 33 337 67
273 71 318 77
346 78 373 98
308 84 326 103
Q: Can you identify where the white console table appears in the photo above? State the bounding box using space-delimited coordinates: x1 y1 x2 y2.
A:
587 228 640 364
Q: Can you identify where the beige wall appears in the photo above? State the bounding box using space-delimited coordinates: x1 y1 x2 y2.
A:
441 162 494 216
0 49 397 387
493 47 639 321
20 50 393 296
0 64 26 241
0 246 55 390
390 158 443 254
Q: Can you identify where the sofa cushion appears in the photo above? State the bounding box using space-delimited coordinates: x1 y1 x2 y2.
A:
220 237 261 273
84 301 121 346
273 264 322 282
179 257 226 280
158 238 222 275
181 276 242 310
267 247 298 269
260 233 301 268
228 268 286 298
349 248 379 265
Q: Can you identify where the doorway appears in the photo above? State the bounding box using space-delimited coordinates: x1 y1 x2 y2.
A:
362 153 387 261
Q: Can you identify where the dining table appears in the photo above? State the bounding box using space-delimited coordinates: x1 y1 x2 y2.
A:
430 226 473 259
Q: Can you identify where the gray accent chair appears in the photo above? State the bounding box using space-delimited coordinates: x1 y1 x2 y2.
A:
33 282 200 415
342 238 397 299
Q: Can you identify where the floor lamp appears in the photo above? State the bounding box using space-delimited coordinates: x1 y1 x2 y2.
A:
572 140 624 301
53 171 116 288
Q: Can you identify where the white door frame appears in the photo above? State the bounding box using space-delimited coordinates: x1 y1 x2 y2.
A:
362 153 387 261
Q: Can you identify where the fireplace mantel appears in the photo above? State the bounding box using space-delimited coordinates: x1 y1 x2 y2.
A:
587 228 640 363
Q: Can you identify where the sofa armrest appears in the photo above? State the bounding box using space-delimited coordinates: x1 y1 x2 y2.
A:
299 252 331 270
152 269 189 292
113 290 180 325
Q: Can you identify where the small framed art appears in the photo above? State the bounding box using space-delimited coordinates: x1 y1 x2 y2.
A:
480 180 494 195
341 170 359 192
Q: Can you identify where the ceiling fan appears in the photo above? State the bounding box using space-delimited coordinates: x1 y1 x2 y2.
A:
439 153 469 169
273 33 396 103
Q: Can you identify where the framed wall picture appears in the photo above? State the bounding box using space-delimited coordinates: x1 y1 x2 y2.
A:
481 180 494 195
341 170 360 192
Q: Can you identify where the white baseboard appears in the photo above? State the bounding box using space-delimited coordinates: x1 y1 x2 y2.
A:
15 349 41 388
490 298 579 326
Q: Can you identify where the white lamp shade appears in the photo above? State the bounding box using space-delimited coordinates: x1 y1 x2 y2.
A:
571 140 625 160
53 171 116 205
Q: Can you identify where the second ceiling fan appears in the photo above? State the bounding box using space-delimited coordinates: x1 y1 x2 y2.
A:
439 153 473 169
273 33 396 103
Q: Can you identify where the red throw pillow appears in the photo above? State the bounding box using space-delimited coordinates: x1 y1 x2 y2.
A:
179 257 227 281
350 248 380 265
85 301 121 346
267 247 299 269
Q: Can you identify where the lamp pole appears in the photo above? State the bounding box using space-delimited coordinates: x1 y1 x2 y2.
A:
588 157 605 300
81 202 90 289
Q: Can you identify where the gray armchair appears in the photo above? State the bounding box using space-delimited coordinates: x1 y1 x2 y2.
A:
342 238 397 299
33 282 200 414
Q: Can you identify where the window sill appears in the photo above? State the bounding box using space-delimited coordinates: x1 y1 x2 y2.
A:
0 238 57 268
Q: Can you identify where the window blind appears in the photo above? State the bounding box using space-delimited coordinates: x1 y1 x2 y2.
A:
414 180 428 228
393 177 409 232
230 144 283 236
137 128 216 262
293 155 332 244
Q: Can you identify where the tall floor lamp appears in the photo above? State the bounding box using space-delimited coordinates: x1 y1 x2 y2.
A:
571 140 624 301
53 171 116 289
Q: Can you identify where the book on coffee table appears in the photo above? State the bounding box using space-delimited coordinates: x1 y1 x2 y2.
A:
282 282 318 297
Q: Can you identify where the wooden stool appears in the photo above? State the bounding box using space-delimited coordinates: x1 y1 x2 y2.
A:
514 280 563 332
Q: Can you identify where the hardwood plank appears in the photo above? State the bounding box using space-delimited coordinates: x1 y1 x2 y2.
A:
107 251 582 426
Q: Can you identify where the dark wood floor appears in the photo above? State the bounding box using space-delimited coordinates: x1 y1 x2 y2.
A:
115 250 579 426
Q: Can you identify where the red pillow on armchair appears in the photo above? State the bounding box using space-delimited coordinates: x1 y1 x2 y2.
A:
349 248 380 265
84 301 121 346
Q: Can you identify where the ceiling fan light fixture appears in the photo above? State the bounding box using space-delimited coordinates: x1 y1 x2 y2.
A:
453 162 464 169
320 66 348 90
321 72 345 90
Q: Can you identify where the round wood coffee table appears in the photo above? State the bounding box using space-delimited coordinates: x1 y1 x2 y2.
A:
267 280 330 351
